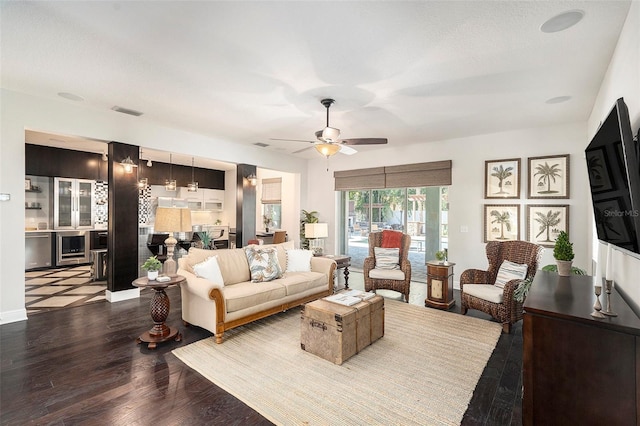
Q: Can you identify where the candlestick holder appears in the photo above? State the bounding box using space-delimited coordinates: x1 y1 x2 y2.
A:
602 279 618 317
591 285 606 319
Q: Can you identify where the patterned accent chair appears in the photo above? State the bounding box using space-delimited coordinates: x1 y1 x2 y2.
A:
460 240 543 333
364 231 412 302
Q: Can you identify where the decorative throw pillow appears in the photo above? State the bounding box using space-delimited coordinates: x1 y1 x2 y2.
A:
374 247 400 270
381 230 403 248
244 247 283 282
494 260 528 289
192 255 225 285
286 249 313 272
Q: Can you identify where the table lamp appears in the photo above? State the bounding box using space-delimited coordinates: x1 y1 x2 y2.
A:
305 223 328 256
154 207 192 275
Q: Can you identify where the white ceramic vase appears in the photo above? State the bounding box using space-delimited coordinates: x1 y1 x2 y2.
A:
147 270 159 281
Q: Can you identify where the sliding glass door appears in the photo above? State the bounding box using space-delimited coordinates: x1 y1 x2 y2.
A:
342 186 448 283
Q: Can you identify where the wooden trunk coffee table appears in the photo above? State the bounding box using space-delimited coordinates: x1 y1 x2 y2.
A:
132 275 185 349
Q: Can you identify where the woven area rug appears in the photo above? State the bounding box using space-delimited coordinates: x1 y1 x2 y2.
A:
172 299 502 426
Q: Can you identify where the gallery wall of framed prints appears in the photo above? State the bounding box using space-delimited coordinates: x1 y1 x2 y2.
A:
483 154 571 244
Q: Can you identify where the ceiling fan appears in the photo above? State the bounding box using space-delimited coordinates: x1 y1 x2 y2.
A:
271 98 388 157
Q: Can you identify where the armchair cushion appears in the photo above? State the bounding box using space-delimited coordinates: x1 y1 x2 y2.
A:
369 268 405 280
374 247 400 270
381 229 403 248
193 255 225 285
494 260 528 289
463 284 504 304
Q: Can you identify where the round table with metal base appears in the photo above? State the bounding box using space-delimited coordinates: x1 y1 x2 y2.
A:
132 275 185 350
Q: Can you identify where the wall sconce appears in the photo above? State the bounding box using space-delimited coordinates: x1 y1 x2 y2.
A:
137 178 148 189
102 151 108 162
247 173 257 186
147 158 153 167
120 156 137 174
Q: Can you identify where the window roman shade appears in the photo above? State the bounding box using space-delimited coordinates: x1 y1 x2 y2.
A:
334 167 385 191
385 161 451 188
261 178 282 203
333 161 451 190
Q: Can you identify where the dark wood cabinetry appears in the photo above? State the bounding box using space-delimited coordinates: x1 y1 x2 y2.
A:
523 271 640 425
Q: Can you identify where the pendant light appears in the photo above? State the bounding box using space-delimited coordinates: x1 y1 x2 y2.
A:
165 153 176 191
187 157 198 192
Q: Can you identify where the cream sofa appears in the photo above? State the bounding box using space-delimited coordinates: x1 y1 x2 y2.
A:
177 241 336 343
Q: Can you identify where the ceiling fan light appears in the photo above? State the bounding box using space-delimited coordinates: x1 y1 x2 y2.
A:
322 127 340 142
315 143 340 157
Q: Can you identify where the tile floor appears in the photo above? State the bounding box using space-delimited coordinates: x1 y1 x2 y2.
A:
25 265 106 315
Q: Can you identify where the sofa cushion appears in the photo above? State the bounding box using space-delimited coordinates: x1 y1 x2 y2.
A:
245 246 283 282
222 281 287 313
464 284 504 304
187 247 251 285
286 249 313 272
279 271 327 296
494 260 528 289
192 255 224 285
257 240 294 272
374 247 400 270
369 268 405 280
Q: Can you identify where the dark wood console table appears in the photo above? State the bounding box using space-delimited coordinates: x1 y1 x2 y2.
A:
523 271 640 425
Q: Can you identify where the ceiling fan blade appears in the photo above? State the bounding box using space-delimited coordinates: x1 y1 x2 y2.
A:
339 145 358 155
292 145 315 154
269 138 316 143
341 138 388 145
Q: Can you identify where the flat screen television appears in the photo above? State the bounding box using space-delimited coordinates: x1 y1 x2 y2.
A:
585 97 640 255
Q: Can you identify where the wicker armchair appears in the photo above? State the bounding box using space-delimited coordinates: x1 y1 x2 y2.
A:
460 240 542 333
364 231 412 302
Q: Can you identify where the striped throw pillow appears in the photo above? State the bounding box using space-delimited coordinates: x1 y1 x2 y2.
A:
374 247 400 270
494 260 528 289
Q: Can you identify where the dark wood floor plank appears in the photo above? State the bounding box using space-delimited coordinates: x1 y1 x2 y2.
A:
1 286 522 425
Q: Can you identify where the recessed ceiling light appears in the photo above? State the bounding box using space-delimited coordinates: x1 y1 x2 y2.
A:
58 92 84 101
111 106 143 116
546 96 572 104
541 10 584 33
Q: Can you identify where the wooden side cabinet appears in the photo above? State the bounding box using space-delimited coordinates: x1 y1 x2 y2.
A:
425 261 455 310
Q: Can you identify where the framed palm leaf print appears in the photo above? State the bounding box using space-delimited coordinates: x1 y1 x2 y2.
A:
485 158 520 199
526 205 569 247
528 154 570 199
484 204 520 242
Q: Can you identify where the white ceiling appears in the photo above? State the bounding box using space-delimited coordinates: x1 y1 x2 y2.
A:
1 1 632 164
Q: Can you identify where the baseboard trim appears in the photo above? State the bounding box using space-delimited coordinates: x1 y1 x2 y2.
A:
0 308 28 325
106 288 140 303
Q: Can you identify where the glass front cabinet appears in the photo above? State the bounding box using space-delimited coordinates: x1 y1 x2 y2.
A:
54 177 95 229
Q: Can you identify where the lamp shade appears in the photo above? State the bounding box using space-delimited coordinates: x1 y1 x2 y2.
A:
305 223 328 238
155 207 192 233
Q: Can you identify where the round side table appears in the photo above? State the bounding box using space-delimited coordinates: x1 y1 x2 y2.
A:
132 275 185 349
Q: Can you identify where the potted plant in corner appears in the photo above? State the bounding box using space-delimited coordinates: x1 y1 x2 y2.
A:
142 255 162 280
553 231 574 276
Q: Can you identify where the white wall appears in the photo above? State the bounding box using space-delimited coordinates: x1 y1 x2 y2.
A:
0 89 308 324
588 1 640 311
305 122 589 284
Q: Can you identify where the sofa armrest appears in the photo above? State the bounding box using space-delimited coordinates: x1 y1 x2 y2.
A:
177 268 223 301
310 256 336 276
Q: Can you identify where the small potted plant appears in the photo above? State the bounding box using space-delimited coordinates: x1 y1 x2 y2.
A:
435 250 446 264
553 231 574 276
142 255 162 280
263 214 273 232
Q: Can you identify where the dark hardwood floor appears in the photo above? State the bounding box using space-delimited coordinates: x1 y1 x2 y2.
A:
1 286 522 425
